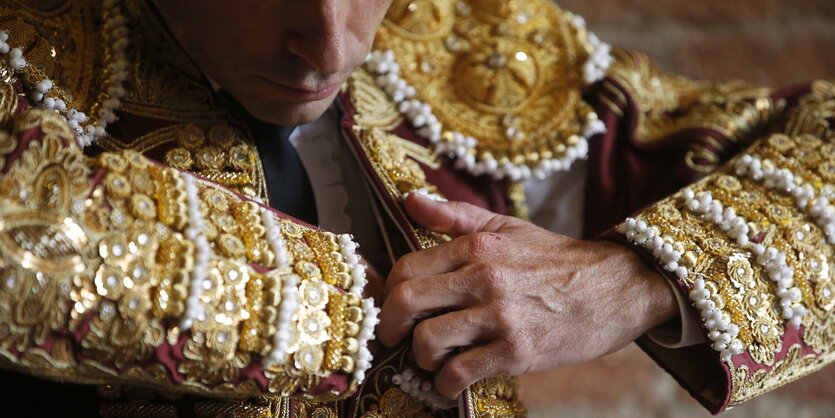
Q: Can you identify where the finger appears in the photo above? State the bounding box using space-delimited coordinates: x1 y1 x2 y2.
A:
377 272 475 347
412 308 493 372
385 237 475 296
404 192 512 237
434 339 514 399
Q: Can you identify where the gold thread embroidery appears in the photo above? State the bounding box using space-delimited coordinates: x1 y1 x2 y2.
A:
376 0 600 172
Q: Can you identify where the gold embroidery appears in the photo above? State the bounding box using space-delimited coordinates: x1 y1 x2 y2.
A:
346 70 450 251
360 388 433 418
627 84 835 405
0 1 101 117
0 108 364 401
348 35 525 417
376 0 600 173
507 181 530 220
8 0 271 204
295 399 340 418
602 49 782 174
729 344 835 406
467 376 527 418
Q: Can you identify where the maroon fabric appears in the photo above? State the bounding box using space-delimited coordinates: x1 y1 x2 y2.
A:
583 101 698 239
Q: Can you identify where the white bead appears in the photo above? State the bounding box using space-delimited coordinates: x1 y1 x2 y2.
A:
35 79 53 94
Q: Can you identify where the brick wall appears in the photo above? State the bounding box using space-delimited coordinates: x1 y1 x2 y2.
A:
518 1 835 417
559 0 835 87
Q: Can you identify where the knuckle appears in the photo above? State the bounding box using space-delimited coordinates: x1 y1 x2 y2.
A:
476 263 507 294
467 232 499 257
504 334 533 365
412 321 435 350
445 358 471 387
389 282 415 313
412 322 438 369
506 339 526 360
492 303 515 333
391 254 417 280
483 213 510 232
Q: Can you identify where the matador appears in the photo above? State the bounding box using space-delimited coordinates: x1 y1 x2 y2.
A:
0 0 832 416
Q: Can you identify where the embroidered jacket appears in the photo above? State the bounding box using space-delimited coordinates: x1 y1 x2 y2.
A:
0 0 832 416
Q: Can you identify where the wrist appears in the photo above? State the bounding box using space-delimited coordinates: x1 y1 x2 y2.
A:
609 241 679 333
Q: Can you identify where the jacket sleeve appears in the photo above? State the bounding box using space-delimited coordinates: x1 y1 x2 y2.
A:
0 79 378 400
611 78 835 412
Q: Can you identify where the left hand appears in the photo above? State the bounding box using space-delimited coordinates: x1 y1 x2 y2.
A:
377 193 678 399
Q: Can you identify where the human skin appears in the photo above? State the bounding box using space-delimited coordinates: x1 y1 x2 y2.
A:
377 193 678 399
154 0 678 400
154 0 393 126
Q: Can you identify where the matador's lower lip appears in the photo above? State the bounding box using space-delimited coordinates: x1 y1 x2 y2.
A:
252 75 340 102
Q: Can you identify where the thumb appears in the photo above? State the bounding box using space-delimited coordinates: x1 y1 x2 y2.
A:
403 192 509 237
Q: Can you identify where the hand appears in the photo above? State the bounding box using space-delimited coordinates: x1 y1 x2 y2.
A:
377 193 678 399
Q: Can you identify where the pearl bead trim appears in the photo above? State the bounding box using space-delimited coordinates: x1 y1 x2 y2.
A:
0 0 129 148
617 217 689 280
180 173 213 331
364 14 610 182
680 188 808 329
338 234 367 299
355 298 380 384
735 154 835 244
263 274 300 368
571 15 614 84
689 277 744 362
260 208 291 269
336 233 380 384
391 368 457 411
617 217 745 362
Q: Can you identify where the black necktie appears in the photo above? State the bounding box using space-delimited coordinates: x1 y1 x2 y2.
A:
250 120 319 226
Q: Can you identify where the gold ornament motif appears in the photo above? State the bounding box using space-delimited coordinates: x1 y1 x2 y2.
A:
0 0 383 414
373 0 603 176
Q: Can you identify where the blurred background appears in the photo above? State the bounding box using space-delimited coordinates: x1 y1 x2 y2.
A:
518 1 835 417
556 0 835 86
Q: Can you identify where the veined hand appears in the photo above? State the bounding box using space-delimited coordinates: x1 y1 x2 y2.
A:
377 193 678 399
